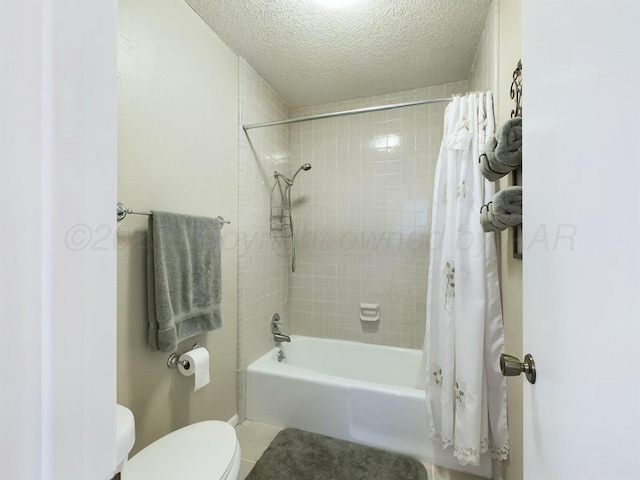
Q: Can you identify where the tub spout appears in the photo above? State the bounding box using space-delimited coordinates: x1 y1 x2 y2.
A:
274 332 291 343
271 313 291 343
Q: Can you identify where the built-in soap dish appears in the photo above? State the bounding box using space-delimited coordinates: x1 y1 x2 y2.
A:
360 303 380 322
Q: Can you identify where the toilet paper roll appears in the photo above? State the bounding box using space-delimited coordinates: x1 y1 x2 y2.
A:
178 347 210 392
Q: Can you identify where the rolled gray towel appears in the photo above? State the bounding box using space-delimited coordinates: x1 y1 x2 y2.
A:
484 135 498 162
483 202 510 231
479 135 513 181
480 203 502 232
479 152 513 182
492 186 522 227
494 117 522 168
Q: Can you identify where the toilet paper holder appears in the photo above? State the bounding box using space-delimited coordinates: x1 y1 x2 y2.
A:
167 343 202 370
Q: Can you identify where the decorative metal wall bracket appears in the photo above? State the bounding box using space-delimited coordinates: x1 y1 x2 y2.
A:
511 60 523 260
510 59 523 119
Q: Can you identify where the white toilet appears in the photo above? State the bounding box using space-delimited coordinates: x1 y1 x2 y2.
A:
115 404 241 480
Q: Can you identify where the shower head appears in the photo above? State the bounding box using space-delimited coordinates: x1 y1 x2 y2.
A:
274 163 312 186
290 163 312 184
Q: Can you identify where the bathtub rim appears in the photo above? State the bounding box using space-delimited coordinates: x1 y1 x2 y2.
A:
248 335 425 396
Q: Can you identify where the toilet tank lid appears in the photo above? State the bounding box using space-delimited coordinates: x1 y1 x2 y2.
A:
122 421 238 480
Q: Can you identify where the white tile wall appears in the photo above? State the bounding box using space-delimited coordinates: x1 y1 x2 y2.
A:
288 82 468 348
237 58 292 420
238 66 475 405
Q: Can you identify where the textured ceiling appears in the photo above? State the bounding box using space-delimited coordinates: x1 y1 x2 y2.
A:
185 0 492 107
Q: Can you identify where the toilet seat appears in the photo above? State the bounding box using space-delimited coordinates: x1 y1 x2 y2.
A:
115 405 136 474
122 421 240 480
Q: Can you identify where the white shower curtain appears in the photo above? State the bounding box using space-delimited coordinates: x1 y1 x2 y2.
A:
422 92 509 466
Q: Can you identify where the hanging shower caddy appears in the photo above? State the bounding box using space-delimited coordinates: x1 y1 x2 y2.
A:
270 177 292 237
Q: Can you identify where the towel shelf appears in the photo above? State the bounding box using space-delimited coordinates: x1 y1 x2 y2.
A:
117 202 231 228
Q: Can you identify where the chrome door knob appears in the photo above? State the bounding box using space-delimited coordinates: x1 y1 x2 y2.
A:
500 353 536 384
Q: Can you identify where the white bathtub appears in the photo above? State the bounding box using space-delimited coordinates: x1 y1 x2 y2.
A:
246 335 492 478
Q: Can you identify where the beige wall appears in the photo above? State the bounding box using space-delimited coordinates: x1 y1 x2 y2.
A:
468 1 499 100
468 1 523 479
117 0 239 455
496 2 523 479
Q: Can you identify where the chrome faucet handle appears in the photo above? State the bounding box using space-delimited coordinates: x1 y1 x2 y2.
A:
270 313 283 333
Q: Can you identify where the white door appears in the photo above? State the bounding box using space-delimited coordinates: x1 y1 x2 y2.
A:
1 1 117 479
523 1 640 479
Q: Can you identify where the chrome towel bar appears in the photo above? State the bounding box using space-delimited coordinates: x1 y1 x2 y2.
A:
117 202 231 227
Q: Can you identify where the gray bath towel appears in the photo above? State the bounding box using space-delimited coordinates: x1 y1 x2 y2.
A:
492 186 522 227
494 117 522 168
478 119 523 181
484 134 498 162
480 187 522 232
147 211 222 352
480 203 503 232
479 152 512 182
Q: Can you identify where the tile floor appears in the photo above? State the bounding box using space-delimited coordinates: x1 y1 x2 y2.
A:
235 421 282 479
235 420 485 480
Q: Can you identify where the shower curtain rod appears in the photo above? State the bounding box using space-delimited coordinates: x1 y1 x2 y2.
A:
242 96 453 130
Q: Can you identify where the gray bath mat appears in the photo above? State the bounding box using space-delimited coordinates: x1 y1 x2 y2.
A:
245 428 428 480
